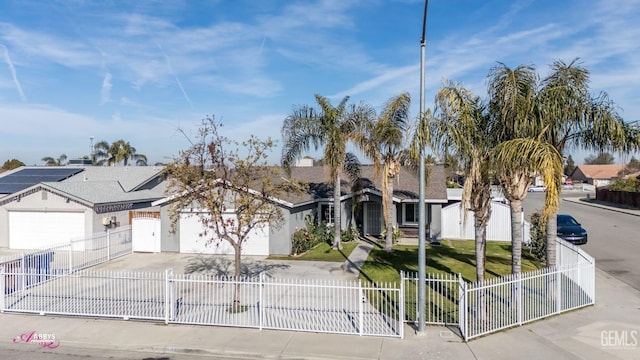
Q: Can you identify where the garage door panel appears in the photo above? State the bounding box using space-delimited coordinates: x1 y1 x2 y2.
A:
9 211 85 250
179 213 269 256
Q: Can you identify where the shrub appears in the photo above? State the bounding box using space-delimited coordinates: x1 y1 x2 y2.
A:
340 227 359 243
290 216 333 255
291 228 316 256
527 212 547 265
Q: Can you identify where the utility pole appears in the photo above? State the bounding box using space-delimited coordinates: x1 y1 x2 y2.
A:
417 0 429 334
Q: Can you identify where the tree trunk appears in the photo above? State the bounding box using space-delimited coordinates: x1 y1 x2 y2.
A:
546 210 557 267
233 243 242 309
474 224 487 284
475 222 487 323
383 175 394 252
332 173 342 250
509 199 523 274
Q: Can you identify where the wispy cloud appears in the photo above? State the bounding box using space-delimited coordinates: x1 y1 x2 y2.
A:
0 43 26 102
156 42 193 108
100 71 112 105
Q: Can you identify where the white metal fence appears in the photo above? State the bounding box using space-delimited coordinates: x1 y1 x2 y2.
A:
0 268 403 338
0 226 132 293
403 238 595 340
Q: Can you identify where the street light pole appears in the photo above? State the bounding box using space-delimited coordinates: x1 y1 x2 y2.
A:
417 0 429 334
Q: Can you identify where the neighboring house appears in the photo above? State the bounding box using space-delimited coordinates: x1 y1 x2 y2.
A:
152 164 448 256
0 166 166 250
570 164 625 187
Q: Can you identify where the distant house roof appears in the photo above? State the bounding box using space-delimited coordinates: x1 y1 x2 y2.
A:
570 164 624 180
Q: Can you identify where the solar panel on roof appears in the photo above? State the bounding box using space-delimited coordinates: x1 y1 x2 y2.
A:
0 167 84 194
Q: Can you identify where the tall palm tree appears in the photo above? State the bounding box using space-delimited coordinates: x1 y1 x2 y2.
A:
281 94 375 250
536 59 635 266
487 63 550 274
428 82 495 283
492 138 563 271
41 154 68 166
358 93 411 252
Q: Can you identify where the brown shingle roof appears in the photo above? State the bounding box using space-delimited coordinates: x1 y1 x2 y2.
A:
282 164 447 206
573 164 624 179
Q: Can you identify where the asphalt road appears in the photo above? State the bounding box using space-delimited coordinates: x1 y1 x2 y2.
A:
522 191 640 292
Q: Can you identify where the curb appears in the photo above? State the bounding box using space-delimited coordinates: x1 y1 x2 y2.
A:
563 197 640 217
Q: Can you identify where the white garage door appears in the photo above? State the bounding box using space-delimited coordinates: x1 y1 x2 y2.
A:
179 212 269 256
9 211 85 250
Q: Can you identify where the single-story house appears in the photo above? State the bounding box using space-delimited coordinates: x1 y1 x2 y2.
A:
152 164 447 256
0 166 166 250
570 164 624 187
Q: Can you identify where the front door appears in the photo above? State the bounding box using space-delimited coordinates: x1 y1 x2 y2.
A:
365 202 382 237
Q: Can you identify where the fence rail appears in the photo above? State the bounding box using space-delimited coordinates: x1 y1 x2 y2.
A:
1 226 132 294
1 234 593 341
0 268 403 338
403 238 595 340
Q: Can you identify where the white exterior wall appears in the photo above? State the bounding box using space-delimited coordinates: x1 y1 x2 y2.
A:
441 201 529 242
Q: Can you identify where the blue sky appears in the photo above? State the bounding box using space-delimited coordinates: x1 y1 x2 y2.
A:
1 0 639 166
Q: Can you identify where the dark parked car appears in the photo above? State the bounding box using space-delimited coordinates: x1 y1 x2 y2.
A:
557 214 588 245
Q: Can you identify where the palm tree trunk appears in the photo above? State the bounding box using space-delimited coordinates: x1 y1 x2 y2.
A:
475 223 487 323
332 173 342 250
383 175 394 252
546 211 557 267
474 224 486 283
509 199 523 274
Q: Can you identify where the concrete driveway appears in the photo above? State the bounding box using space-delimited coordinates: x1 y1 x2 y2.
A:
89 252 357 280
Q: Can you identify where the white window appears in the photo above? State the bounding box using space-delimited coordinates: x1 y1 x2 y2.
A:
320 204 334 225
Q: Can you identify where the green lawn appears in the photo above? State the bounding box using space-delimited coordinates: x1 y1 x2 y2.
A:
359 240 543 284
267 241 358 262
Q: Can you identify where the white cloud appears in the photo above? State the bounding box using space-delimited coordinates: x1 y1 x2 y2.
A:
0 43 26 102
100 72 112 105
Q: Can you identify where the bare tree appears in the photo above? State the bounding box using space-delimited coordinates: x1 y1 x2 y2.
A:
164 116 303 308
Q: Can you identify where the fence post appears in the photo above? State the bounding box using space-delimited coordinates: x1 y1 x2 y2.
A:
399 274 405 339
516 273 522 325
259 272 264 330
107 229 111 262
165 268 174 323
556 267 562 314
358 280 364 336
68 240 73 274
458 274 467 341
20 253 26 291
0 264 5 311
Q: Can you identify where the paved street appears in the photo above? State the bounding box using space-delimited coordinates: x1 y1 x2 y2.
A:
523 191 640 291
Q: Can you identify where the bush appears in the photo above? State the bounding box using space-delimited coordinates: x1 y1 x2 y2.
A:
290 216 333 255
341 227 359 243
291 228 317 256
527 212 547 265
